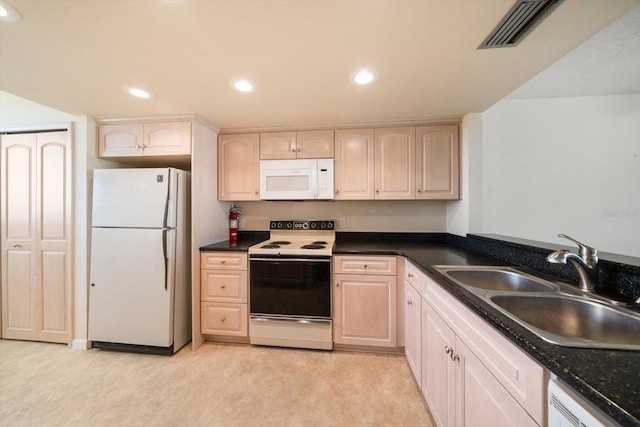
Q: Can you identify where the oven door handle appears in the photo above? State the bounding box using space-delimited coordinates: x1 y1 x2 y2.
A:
250 257 331 263
250 316 331 325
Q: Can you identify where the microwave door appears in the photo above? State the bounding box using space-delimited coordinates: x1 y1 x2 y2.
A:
260 160 317 200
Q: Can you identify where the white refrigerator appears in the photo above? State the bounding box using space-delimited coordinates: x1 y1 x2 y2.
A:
89 168 191 354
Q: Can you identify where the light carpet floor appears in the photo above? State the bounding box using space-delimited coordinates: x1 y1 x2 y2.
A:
0 339 434 427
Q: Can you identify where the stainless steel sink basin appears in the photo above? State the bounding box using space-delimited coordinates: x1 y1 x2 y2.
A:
488 294 640 350
435 266 559 294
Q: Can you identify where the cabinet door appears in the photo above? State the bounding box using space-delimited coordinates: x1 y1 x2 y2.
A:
334 274 396 347
98 123 144 157
144 121 191 156
404 282 421 381
416 126 460 200
334 129 375 199
422 300 456 427
218 134 260 201
296 130 334 158
458 339 538 427
374 127 415 199
260 132 296 159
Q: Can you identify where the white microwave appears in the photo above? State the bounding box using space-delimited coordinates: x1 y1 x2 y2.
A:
260 159 334 200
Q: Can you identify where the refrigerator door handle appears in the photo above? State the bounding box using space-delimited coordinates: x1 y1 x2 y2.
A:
162 229 168 290
162 170 170 228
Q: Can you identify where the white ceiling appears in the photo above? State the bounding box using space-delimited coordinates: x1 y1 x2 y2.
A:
1 0 638 132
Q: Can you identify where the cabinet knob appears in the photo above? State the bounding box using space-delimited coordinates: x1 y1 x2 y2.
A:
291 148 296 152
335 190 340 194
336 283 340 287
417 188 422 193
408 273 413 278
376 190 380 194
407 300 412 305
297 147 301 152
220 285 226 289
363 264 368 268
220 260 226 264
220 317 226 322
451 353 460 362
445 345 452 355
13 244 22 248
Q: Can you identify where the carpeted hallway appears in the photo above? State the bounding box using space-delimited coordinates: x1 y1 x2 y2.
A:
0 339 434 426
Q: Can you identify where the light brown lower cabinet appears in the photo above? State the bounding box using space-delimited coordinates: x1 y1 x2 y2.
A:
420 273 547 427
333 256 397 347
200 252 248 338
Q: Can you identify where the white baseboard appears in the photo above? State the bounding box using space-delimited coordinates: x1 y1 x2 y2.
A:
71 339 90 350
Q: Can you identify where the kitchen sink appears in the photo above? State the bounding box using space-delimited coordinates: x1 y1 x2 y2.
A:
433 265 640 350
435 266 559 294
488 294 640 350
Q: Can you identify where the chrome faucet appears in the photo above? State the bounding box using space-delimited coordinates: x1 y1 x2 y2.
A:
546 234 599 292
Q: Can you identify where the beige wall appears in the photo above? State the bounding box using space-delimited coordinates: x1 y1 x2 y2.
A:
237 200 447 232
480 94 640 257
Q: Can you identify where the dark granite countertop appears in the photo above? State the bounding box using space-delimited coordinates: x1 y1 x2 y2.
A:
200 232 639 426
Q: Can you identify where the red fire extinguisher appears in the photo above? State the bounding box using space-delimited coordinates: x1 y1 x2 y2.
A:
229 204 241 243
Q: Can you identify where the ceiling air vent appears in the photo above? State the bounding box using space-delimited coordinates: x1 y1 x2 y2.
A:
479 0 564 49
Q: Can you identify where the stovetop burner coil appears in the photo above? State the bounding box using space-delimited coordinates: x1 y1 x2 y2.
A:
301 244 326 250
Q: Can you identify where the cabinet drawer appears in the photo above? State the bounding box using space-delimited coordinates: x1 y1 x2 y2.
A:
201 302 248 336
334 256 397 275
201 270 247 303
201 252 247 270
405 260 423 290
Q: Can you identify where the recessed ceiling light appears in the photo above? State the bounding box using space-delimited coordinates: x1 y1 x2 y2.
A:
351 69 378 85
0 0 22 22
127 87 151 99
230 78 256 93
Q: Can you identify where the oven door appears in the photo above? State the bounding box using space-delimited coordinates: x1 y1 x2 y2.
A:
249 257 331 318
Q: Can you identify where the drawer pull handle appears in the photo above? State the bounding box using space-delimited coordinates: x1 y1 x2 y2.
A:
408 273 413 278
407 300 412 305
220 317 226 322
451 353 460 362
220 260 226 264
363 264 368 268
220 285 226 289
445 345 452 355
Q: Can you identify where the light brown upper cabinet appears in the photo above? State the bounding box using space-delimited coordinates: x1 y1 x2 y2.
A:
334 129 375 200
260 130 334 159
218 133 260 201
98 121 192 158
374 127 416 199
416 126 460 200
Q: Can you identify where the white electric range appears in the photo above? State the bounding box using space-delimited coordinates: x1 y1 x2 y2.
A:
248 220 335 350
